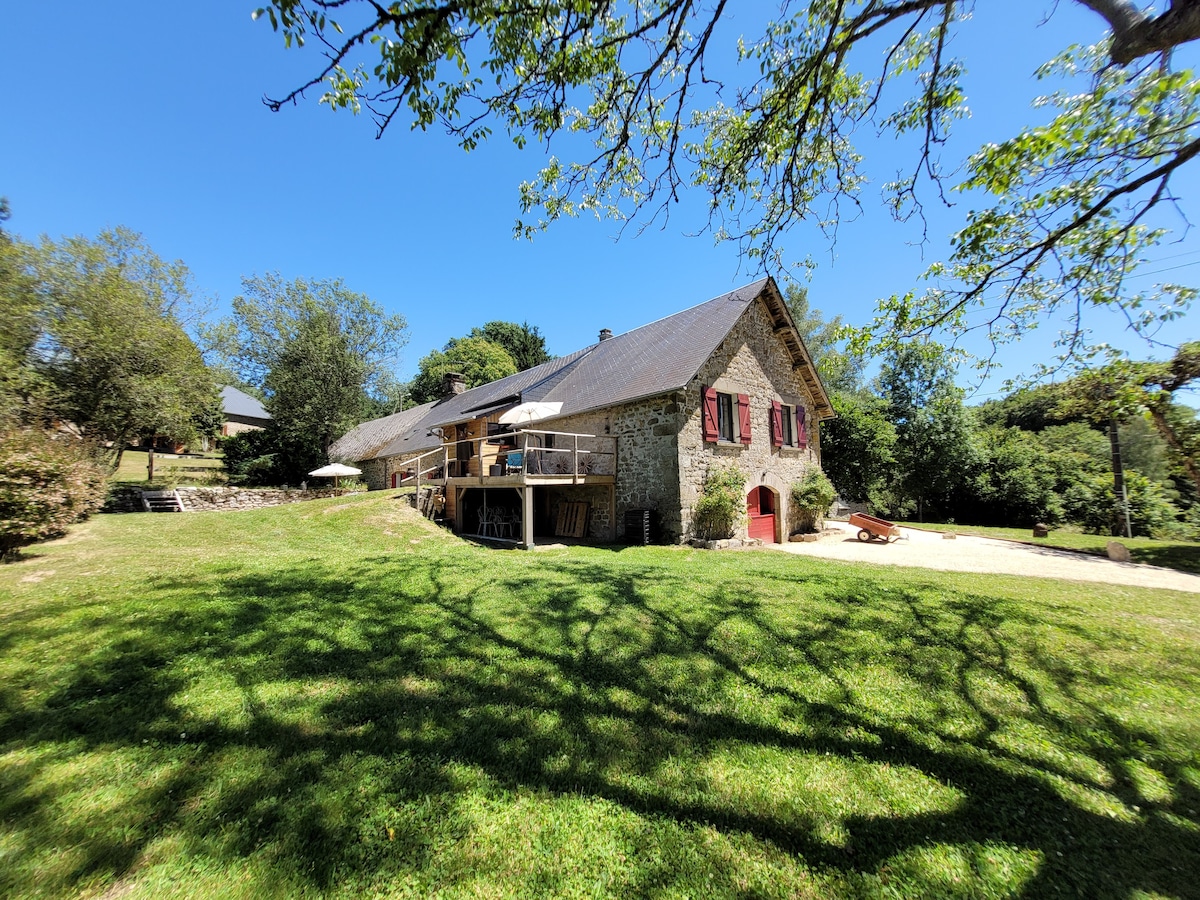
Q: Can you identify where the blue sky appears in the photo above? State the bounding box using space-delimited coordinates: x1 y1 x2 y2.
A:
4 1 1198 400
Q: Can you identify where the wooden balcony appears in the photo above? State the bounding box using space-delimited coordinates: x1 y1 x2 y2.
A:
396 429 616 490
396 428 617 548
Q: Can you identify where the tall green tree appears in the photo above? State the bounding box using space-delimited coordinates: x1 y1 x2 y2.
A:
468 321 551 371
877 342 977 520
0 205 42 423
820 392 897 509
207 273 407 398
1051 347 1200 530
784 284 863 395
16 228 218 464
266 308 370 476
408 337 518 405
258 1 1200 359
207 274 409 481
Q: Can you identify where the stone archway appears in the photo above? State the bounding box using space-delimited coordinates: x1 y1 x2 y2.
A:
747 485 778 543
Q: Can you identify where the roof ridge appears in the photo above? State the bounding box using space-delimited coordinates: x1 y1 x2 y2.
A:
603 277 768 340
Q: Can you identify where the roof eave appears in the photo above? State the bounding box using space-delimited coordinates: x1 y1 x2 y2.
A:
756 278 836 418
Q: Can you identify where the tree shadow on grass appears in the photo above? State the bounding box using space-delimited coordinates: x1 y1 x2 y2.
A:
2 549 1198 897
1126 542 1200 575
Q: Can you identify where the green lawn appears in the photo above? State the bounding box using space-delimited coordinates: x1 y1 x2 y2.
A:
2 493 1198 899
894 520 1200 575
110 450 226 485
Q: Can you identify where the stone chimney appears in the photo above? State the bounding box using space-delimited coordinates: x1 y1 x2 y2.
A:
441 372 466 397
599 328 613 342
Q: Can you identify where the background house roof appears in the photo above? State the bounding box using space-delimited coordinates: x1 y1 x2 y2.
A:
220 385 271 422
332 278 832 463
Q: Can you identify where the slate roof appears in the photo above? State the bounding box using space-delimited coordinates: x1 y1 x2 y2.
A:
220 386 271 422
331 277 832 463
329 401 436 463
527 279 769 416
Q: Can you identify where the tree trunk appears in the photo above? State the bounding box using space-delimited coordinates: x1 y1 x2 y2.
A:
147 446 155 482
1108 418 1131 538
1147 404 1200 495
1077 0 1200 64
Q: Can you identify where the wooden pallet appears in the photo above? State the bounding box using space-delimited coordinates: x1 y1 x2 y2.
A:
555 501 590 538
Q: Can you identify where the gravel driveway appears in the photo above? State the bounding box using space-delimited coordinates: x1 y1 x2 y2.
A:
768 520 1200 593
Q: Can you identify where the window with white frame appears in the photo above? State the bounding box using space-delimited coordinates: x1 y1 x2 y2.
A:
780 403 797 446
716 392 735 443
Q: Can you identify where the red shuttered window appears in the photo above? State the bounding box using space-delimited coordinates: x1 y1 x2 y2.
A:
797 405 808 449
704 387 754 445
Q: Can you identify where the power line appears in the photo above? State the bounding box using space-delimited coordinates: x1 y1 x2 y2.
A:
1125 260 1200 280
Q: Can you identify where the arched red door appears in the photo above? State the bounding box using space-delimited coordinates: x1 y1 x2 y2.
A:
747 486 776 543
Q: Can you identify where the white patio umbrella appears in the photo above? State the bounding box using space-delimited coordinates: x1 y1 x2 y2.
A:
498 401 563 477
308 463 362 488
497 401 563 426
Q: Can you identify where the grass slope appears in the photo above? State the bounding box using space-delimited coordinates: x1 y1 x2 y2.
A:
2 493 1198 899
110 451 226 486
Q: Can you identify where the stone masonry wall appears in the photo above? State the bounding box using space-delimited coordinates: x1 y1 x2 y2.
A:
551 395 684 542
360 457 389 491
104 485 353 513
679 297 823 541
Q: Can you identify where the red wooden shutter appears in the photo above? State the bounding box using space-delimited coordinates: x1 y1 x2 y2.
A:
737 394 752 444
770 401 783 447
797 405 808 448
701 386 719 442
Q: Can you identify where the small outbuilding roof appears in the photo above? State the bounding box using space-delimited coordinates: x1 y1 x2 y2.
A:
220 385 271 421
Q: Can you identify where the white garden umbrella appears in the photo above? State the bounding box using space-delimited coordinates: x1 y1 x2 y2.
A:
308 463 362 487
308 463 362 478
497 401 563 426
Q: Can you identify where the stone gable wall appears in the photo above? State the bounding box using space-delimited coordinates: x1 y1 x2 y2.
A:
678 298 823 541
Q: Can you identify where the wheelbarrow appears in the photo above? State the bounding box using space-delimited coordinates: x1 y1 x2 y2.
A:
849 512 901 543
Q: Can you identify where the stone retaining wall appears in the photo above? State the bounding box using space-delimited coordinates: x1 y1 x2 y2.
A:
103 485 353 513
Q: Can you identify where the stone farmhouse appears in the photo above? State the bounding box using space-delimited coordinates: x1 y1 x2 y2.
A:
330 277 834 547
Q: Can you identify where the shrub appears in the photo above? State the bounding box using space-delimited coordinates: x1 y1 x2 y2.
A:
1067 470 1180 538
692 466 745 540
0 429 107 560
221 429 279 486
790 468 836 533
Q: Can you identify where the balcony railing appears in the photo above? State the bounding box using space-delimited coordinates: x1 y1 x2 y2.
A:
395 429 616 488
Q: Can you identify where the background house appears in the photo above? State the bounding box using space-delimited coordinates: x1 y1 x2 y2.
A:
220 386 271 437
332 277 834 545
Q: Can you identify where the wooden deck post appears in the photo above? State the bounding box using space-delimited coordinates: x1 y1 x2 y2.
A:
522 486 534 549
